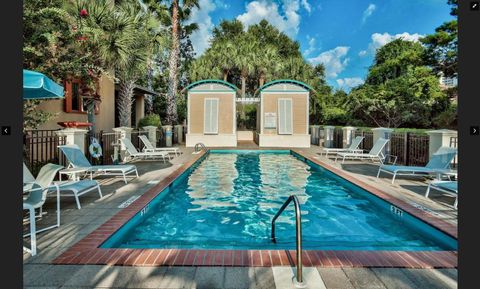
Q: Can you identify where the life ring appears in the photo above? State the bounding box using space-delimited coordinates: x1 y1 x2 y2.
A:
89 138 103 159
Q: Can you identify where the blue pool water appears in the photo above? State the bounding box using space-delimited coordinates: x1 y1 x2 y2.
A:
102 150 457 251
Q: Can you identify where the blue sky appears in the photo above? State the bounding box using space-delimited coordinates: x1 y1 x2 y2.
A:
187 0 454 91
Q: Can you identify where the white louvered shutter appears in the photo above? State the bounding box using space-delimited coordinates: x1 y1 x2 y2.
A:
204 98 219 134
278 99 292 135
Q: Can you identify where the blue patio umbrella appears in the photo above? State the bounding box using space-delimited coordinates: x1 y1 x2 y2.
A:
23 69 64 99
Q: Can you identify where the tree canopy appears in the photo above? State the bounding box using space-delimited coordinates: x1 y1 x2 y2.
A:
190 19 329 97
347 39 447 128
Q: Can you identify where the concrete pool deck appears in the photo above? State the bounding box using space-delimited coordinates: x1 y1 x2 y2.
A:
23 144 458 288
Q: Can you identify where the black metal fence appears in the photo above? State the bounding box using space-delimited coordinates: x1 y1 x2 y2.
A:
449 136 458 168
355 130 374 151
24 126 188 175
85 131 122 165
23 130 66 176
309 127 434 167
333 128 343 148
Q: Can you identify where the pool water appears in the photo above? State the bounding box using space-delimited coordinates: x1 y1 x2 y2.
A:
102 150 457 251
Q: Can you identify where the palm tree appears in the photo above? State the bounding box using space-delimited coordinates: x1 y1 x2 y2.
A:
210 40 237 81
165 0 199 125
75 0 159 128
235 35 258 98
189 56 220 81
115 4 154 127
143 8 170 115
256 45 280 88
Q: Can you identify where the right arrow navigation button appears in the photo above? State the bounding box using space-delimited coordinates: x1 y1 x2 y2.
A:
471 126 479 135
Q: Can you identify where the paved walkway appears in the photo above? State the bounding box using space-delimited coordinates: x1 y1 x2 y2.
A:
23 145 457 289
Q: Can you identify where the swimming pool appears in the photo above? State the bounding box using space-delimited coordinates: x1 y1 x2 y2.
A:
101 150 457 251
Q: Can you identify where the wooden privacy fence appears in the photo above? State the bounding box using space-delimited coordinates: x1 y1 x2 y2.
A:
23 130 66 176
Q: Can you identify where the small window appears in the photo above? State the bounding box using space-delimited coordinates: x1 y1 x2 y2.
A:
64 79 100 114
204 98 219 134
278 98 293 135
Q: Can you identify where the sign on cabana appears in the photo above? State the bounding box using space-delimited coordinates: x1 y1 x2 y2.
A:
264 112 277 129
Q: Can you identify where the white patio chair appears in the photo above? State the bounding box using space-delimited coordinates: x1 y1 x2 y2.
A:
139 135 181 156
120 138 170 162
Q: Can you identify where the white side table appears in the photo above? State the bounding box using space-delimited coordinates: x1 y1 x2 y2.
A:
59 167 89 181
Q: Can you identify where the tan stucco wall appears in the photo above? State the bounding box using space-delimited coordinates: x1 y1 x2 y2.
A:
188 92 235 134
261 93 308 135
96 74 115 131
36 100 87 130
35 74 115 131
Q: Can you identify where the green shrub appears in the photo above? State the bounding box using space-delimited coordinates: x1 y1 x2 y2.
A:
138 114 161 128
433 104 457 129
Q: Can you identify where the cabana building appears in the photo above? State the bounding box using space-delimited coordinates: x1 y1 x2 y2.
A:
255 79 312 148
185 80 238 147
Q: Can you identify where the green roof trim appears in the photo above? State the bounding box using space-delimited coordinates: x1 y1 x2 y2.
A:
254 79 315 97
184 79 239 92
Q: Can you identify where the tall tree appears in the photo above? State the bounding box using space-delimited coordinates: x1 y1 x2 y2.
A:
164 0 199 125
421 0 457 78
349 39 445 128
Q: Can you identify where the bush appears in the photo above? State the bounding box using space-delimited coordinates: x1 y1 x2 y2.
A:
138 114 161 128
433 104 457 129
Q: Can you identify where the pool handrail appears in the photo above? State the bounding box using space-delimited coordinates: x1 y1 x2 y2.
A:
194 143 206 153
271 195 304 286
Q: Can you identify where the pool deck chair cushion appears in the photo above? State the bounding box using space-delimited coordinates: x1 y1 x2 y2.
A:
377 147 457 184
58 144 138 184
121 138 170 162
335 138 389 164
321 136 364 157
425 180 458 209
139 135 181 156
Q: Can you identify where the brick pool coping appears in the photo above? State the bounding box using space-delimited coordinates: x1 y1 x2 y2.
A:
53 148 457 268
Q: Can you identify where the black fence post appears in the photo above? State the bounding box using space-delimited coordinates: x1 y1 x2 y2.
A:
404 132 410 166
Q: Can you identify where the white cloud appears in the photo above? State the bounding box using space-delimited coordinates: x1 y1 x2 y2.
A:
303 35 316 56
308 46 350 78
361 32 424 56
187 0 216 56
301 0 312 14
237 0 310 38
214 0 230 10
362 4 376 24
336 77 365 89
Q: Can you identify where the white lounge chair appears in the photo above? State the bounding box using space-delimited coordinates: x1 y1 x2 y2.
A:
121 138 170 162
377 147 457 184
59 144 138 184
25 162 103 209
321 136 364 157
23 162 36 191
425 180 458 209
139 135 181 156
23 163 63 256
56 180 102 209
335 138 390 164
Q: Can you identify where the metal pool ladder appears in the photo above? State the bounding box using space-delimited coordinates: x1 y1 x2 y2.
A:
194 142 206 153
271 195 305 287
